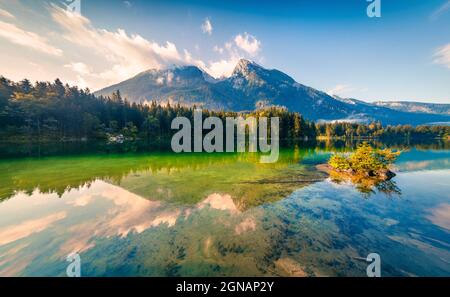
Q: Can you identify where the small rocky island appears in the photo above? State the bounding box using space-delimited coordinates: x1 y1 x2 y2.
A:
317 143 401 194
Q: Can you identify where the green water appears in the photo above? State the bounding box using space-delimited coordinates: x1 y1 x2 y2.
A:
0 142 448 276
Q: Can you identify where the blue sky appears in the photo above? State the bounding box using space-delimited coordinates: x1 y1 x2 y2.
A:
0 0 449 103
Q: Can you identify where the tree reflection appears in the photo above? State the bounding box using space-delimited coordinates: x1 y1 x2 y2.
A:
329 171 402 197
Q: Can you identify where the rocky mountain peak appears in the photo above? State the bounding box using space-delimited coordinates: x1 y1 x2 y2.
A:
232 59 262 76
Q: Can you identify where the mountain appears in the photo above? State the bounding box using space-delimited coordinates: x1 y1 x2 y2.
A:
330 96 450 125
95 59 450 126
373 101 450 115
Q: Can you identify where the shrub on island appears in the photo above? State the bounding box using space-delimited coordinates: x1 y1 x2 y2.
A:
328 142 400 180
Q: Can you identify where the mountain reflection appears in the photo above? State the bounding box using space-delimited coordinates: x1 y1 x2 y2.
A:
0 148 327 208
0 180 259 276
0 146 448 276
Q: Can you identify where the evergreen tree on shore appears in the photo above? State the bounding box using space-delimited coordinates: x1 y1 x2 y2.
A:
0 76 448 141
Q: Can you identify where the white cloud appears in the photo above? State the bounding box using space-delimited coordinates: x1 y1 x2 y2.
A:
53 6 229 88
64 62 91 75
52 6 183 64
205 41 244 78
183 49 206 69
0 8 15 19
206 57 241 78
50 6 194 89
205 34 263 78
234 32 261 56
123 1 132 8
0 4 265 89
67 75 89 90
201 18 213 35
433 43 450 69
327 84 354 96
0 20 62 56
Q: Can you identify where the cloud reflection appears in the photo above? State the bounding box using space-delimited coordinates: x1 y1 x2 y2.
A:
0 180 255 275
0 212 66 246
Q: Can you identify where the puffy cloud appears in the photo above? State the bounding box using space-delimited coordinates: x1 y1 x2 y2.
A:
53 7 182 64
67 75 89 90
64 62 91 75
51 6 190 88
206 56 240 78
123 1 132 8
234 32 261 56
205 35 263 78
0 8 15 19
52 6 247 88
433 43 450 69
183 49 206 69
201 18 213 35
1 4 264 89
0 20 62 56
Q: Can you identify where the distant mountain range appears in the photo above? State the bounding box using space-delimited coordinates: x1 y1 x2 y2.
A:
95 59 450 126
373 101 450 115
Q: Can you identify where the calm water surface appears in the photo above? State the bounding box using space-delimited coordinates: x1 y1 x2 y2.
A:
0 142 448 276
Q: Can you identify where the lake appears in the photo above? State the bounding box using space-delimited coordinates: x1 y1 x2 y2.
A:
0 141 449 276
